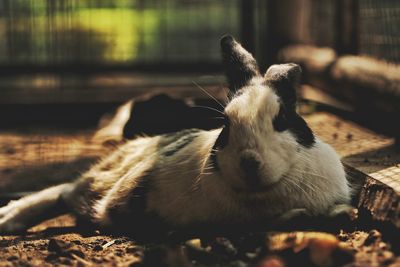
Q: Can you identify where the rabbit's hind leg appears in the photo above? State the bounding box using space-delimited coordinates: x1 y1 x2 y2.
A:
0 183 73 234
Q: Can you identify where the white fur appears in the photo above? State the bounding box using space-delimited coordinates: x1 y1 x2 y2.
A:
0 77 351 233
143 81 351 226
0 46 351 233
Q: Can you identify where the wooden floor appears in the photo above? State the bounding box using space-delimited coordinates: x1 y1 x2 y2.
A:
0 127 108 195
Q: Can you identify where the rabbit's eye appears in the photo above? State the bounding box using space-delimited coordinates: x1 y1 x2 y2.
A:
273 107 289 132
210 118 230 171
213 118 230 149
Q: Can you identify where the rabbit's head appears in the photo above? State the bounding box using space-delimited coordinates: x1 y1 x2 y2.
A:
212 35 315 195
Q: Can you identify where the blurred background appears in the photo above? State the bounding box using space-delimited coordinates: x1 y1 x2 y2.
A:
1 2 400 264
0 0 400 195
0 0 399 121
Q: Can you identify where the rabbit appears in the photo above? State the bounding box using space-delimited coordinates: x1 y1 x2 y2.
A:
0 35 352 236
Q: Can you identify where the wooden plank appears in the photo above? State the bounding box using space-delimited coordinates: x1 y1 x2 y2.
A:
0 74 225 104
0 85 225 104
300 85 353 112
266 0 311 66
335 0 359 55
305 112 394 158
240 0 255 54
358 177 400 228
0 129 108 195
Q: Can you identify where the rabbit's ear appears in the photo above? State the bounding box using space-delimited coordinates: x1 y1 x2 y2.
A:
265 63 302 111
220 35 261 93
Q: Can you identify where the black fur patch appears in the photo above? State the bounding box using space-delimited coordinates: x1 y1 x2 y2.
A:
221 35 260 92
102 173 150 235
273 105 315 147
160 129 201 157
122 94 224 139
265 63 301 111
103 172 172 240
265 64 315 147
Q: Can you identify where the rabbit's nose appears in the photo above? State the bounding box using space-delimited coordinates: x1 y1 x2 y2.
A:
240 151 262 187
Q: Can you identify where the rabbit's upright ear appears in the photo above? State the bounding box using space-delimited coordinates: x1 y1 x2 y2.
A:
265 63 302 111
220 35 261 93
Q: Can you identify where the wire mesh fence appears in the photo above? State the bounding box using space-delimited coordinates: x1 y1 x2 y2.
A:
0 0 240 66
304 0 400 64
359 0 400 63
1 1 400 67
1 0 400 102
308 0 336 47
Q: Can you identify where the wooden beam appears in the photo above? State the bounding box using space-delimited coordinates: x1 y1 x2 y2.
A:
265 0 311 66
280 44 400 141
240 0 255 54
335 0 359 55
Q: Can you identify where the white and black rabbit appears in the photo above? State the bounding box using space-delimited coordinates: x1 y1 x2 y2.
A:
0 35 351 236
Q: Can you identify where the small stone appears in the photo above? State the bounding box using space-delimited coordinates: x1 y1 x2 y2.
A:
257 256 285 267
128 260 143 267
23 243 32 248
245 252 258 260
337 230 348 242
7 255 18 261
230 260 248 267
4 146 16 155
59 257 72 265
48 238 71 253
378 242 388 250
212 237 237 256
92 256 104 264
45 253 58 262
379 250 394 261
126 246 141 254
93 244 103 251
364 230 381 246
114 238 126 244
72 240 82 245
69 249 85 259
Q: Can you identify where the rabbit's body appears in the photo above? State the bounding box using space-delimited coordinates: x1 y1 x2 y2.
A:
0 36 351 235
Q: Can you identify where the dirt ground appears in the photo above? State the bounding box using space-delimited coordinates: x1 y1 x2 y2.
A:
1 99 399 266
0 214 399 267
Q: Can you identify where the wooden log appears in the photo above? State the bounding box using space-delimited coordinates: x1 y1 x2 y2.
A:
330 55 400 113
280 45 400 141
278 45 337 88
334 0 359 55
280 45 400 113
358 177 400 228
